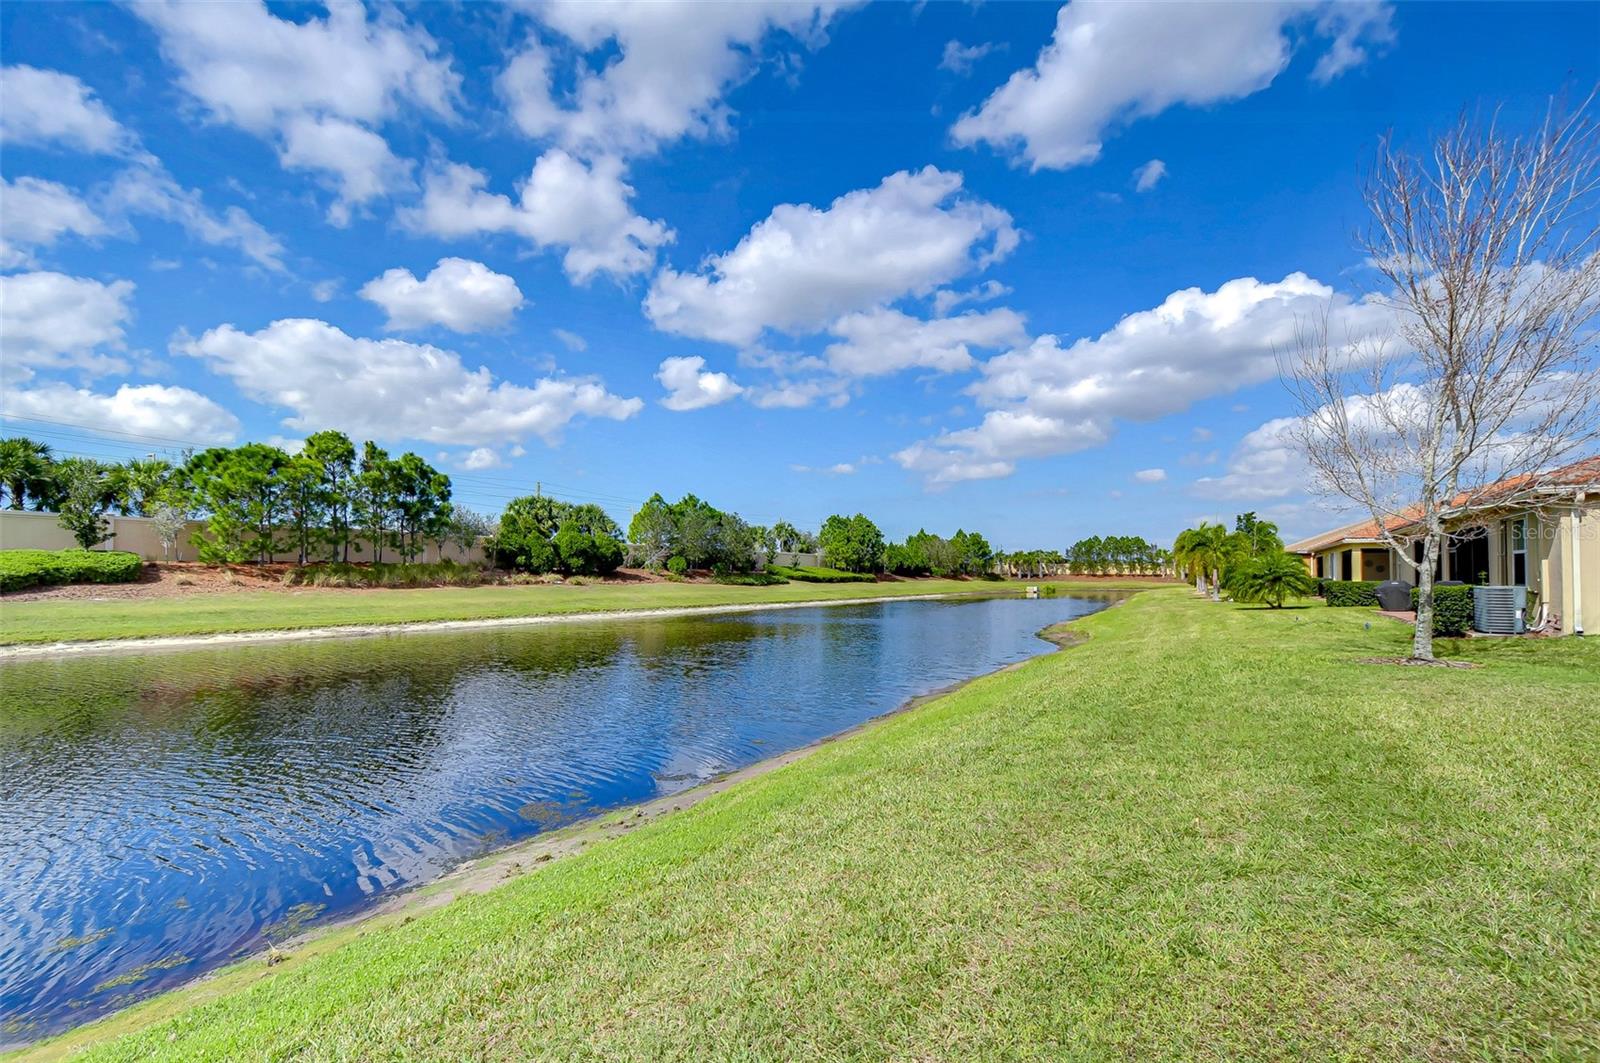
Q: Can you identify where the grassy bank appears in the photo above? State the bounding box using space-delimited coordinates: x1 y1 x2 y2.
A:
16 589 1600 1060
0 578 1152 646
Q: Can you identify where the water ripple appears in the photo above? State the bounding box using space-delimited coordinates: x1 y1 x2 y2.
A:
0 595 1109 1041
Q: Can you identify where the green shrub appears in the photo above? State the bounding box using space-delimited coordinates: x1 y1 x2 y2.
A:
0 549 143 592
1411 584 1474 636
714 572 788 586
767 565 875 584
1323 580 1380 607
666 555 689 576
1224 550 1318 608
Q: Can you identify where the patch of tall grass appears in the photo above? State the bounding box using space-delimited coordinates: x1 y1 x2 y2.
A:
281 561 486 589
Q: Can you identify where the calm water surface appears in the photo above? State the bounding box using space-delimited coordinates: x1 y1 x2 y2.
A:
0 594 1111 1041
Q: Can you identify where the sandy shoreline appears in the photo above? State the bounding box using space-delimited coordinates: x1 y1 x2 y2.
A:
0 592 979 661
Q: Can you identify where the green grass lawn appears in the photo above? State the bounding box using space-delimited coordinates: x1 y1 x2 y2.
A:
0 578 1154 646
15 589 1600 1060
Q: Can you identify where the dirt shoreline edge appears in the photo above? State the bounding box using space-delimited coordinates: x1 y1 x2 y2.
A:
0 592 985 661
6 593 1133 1060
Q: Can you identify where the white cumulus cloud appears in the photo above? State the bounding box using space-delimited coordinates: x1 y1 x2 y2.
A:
646 167 1018 346
278 114 415 226
133 0 458 131
970 273 1389 423
132 0 458 222
404 151 672 282
0 68 282 270
457 446 506 471
824 306 1027 377
0 177 106 268
177 317 642 446
0 65 129 153
656 355 743 411
896 272 1392 486
360 258 524 333
0 271 134 379
1134 467 1167 483
895 411 1110 487
1 382 240 444
1192 416 1305 501
102 160 286 272
497 2 850 158
952 1 1393 171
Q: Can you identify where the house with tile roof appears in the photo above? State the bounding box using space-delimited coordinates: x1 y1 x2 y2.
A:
1287 457 1600 635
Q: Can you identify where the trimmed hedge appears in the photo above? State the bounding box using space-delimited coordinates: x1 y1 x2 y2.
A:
1322 579 1380 607
0 549 144 592
766 565 875 584
1411 584 1474 637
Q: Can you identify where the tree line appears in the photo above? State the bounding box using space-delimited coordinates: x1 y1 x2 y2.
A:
1 432 485 564
7 431 1172 583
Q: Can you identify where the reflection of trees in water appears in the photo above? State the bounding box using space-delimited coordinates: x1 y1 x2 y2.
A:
628 614 848 783
1 618 783 807
6 595 1111 1038
4 624 632 737
624 614 771 677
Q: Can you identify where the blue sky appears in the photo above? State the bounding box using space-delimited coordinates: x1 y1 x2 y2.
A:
2 1 1595 547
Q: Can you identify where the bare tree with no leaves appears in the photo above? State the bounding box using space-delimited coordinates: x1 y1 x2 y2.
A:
1284 95 1600 660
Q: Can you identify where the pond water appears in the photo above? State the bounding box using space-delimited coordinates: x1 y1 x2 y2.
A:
0 593 1112 1041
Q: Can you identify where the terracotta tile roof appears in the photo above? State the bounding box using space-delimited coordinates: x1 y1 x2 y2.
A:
1444 455 1600 509
1287 454 1599 554
1285 512 1416 554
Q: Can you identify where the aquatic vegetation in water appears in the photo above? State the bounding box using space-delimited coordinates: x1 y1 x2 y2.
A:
518 791 590 828
92 953 192 993
262 903 327 945
49 928 113 953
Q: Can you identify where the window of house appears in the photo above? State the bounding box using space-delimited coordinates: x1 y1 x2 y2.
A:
1511 518 1527 586
1315 554 1324 578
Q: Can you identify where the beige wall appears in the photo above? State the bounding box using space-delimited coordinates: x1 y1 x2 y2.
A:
0 510 486 565
1447 504 1596 634
1296 496 1599 635
1547 500 1598 635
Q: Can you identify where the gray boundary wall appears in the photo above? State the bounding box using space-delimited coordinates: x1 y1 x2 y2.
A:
0 510 485 564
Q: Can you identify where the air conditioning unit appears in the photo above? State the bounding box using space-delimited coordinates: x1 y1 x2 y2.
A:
1473 585 1527 635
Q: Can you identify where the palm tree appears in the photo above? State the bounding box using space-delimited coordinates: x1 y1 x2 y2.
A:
1173 522 1235 600
117 457 175 516
1172 528 1202 593
0 437 55 511
1225 550 1318 608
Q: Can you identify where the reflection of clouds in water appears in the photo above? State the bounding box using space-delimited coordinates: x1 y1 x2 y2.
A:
2 595 1114 1038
